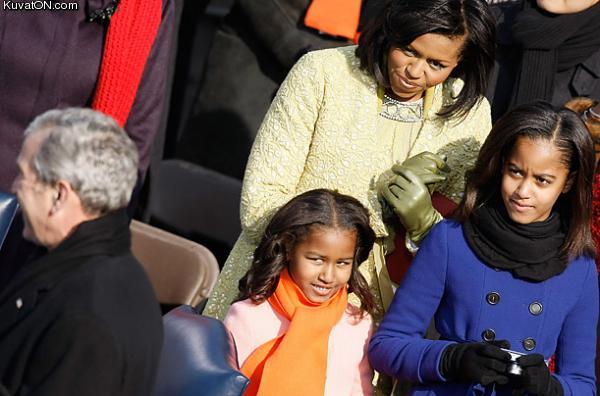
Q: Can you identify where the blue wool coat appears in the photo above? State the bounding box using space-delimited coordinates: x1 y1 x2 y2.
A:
369 220 598 395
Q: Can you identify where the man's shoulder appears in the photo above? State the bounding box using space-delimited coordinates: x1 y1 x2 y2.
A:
51 253 153 303
33 254 161 340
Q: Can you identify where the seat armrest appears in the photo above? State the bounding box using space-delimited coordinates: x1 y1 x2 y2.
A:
154 305 249 396
0 192 19 252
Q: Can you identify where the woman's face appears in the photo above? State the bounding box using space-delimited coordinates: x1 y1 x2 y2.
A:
501 137 571 224
387 33 465 102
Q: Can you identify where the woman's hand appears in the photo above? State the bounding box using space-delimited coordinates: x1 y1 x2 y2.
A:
380 167 444 243
392 151 450 194
379 152 449 243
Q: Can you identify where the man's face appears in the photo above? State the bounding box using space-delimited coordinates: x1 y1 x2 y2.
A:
11 133 55 246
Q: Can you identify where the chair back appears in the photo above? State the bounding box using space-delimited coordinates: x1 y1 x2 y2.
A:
154 305 249 396
130 220 219 308
145 159 242 248
0 192 19 252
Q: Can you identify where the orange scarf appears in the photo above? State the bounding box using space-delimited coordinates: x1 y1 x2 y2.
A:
304 0 362 43
241 269 347 396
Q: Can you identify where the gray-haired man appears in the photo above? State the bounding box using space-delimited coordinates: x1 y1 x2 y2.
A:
0 108 163 395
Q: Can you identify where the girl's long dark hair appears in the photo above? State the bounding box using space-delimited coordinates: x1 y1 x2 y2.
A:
455 101 596 259
238 189 377 315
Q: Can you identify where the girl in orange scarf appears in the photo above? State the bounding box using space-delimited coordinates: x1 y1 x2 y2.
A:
223 189 377 395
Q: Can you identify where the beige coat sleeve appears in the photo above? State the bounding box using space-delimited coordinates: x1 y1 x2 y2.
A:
239 50 325 240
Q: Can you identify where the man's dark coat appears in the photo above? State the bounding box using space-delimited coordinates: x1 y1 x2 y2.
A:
0 210 163 395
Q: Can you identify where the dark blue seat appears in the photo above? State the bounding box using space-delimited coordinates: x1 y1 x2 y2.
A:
0 192 19 253
154 305 249 396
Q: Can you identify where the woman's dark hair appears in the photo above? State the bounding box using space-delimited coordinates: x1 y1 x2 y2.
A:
238 189 377 315
356 0 496 120
455 101 596 259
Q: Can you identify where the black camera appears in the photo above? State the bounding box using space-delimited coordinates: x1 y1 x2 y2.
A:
501 348 525 375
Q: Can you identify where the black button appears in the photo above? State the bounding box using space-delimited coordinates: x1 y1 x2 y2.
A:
486 292 500 305
529 302 543 316
482 329 496 342
523 338 536 351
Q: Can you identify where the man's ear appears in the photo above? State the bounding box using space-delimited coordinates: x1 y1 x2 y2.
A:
50 181 69 214
562 172 576 193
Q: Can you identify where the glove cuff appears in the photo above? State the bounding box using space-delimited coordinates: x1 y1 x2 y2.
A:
439 343 465 380
546 376 564 396
407 210 443 245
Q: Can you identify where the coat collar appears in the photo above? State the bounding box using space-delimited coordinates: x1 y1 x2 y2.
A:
0 209 130 307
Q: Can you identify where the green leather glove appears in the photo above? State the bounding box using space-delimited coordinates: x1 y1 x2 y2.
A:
392 152 450 194
381 167 445 244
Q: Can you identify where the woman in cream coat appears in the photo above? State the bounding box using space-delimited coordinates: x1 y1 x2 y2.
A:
204 0 497 320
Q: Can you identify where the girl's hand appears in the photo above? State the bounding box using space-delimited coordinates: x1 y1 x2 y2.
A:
512 354 563 396
440 342 511 386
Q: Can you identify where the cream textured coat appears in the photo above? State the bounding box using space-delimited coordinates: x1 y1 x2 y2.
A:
204 46 491 319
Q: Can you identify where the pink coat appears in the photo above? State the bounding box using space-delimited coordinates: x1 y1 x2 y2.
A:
224 299 374 395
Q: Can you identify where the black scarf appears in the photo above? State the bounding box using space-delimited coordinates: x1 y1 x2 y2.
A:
0 209 130 304
463 202 567 282
511 0 600 106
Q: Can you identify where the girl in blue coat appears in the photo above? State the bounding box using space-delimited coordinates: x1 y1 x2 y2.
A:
369 101 598 395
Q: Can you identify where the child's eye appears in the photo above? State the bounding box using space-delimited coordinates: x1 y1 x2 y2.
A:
509 167 522 176
536 177 550 185
337 260 352 267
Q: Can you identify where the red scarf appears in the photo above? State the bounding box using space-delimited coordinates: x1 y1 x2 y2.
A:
92 0 162 127
304 0 362 43
241 269 347 396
